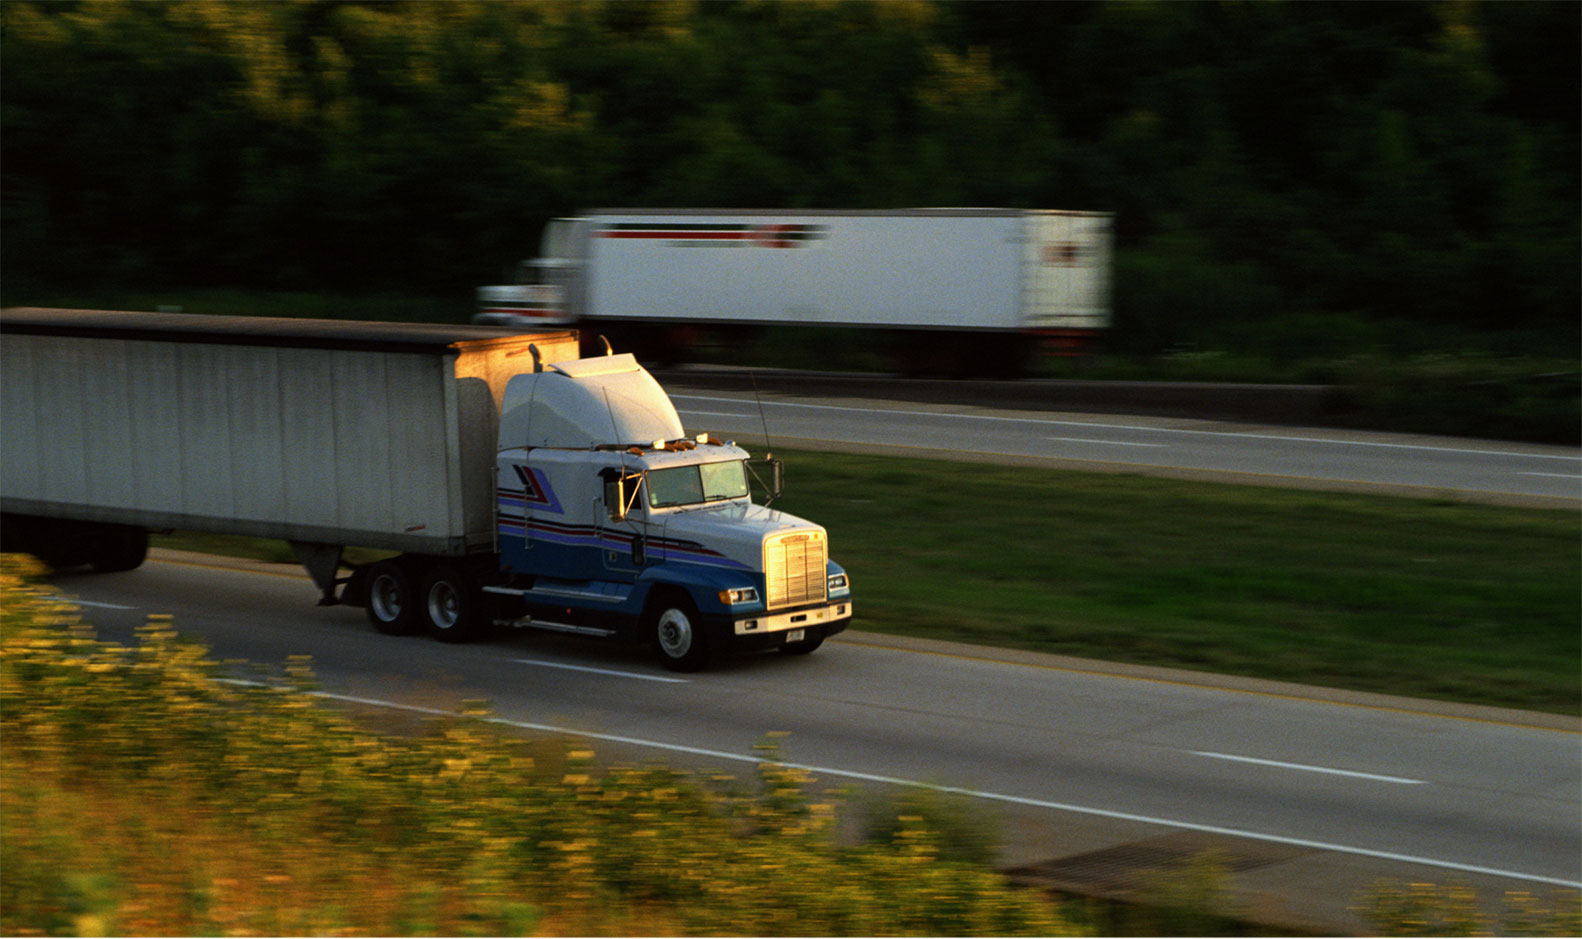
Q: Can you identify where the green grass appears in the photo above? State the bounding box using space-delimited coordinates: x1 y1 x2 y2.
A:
157 450 1580 715
767 449 1580 715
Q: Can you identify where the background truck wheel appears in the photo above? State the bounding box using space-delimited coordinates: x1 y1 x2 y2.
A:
90 525 148 573
366 558 419 635
422 564 482 642
649 593 710 672
780 633 824 656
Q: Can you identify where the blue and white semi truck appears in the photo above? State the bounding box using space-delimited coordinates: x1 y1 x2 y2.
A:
0 308 851 670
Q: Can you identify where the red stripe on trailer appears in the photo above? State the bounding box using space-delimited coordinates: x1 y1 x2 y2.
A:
600 230 747 240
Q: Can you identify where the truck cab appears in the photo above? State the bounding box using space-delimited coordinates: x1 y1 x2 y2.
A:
487 351 851 670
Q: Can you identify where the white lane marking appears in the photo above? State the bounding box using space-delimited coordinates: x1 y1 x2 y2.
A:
677 409 754 418
68 599 138 610
514 658 689 684
1047 437 1168 448
1192 750 1426 785
1519 471 1582 479
670 395 1582 461
224 682 1580 890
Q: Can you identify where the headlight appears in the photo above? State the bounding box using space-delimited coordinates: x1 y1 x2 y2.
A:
827 573 849 592
718 587 760 605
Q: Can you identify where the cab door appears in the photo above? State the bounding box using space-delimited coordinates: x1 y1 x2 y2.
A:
595 466 657 578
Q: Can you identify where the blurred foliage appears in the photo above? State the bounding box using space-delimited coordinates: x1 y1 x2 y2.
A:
860 787 1004 869
0 554 1078 936
2 0 1577 359
1359 881 1581 937
1330 353 1581 443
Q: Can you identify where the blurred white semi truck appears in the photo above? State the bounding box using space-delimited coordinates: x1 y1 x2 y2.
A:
477 207 1113 373
0 308 850 670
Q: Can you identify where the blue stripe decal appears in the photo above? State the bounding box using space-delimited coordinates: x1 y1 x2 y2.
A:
495 513 754 572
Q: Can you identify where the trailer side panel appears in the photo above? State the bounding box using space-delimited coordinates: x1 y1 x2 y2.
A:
0 309 576 556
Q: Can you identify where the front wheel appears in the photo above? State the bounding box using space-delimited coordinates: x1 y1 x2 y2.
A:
649 596 710 672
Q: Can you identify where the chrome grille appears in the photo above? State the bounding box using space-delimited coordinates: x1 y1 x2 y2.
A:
764 530 828 610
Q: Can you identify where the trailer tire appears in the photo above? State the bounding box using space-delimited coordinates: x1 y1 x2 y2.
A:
366 559 419 636
422 565 483 643
648 592 710 672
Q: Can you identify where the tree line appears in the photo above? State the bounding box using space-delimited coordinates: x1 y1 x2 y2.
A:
2 0 1577 352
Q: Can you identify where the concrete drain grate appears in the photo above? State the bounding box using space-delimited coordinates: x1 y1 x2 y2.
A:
1006 830 1311 898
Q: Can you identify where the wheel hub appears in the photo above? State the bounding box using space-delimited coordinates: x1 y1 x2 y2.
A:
657 608 693 657
428 582 459 630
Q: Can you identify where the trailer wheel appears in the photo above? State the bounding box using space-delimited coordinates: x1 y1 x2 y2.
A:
422 565 482 643
366 559 419 635
648 593 710 672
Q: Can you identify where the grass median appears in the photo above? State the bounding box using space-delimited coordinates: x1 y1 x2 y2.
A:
770 450 1579 715
156 450 1579 715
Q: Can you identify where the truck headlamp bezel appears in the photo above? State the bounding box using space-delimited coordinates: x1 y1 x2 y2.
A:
719 587 761 606
827 573 849 592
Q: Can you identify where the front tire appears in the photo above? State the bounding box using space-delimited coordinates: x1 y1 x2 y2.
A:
365 559 418 635
422 565 483 643
649 595 710 672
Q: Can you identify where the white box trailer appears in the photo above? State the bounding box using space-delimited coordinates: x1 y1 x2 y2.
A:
478 208 1113 371
0 308 576 567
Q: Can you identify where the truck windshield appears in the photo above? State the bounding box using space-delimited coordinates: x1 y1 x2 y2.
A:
646 461 750 508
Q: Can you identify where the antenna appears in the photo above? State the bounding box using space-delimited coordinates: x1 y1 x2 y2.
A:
602 386 622 448
750 371 772 460
514 365 543 554
524 371 539 450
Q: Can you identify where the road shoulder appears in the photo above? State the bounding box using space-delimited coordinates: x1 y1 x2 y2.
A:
833 628 1581 732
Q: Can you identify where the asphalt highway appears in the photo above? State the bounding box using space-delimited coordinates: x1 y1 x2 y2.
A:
664 386 1582 507
53 551 1582 935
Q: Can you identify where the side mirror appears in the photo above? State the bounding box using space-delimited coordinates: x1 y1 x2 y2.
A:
604 477 626 521
602 471 630 521
602 467 643 520
747 458 783 501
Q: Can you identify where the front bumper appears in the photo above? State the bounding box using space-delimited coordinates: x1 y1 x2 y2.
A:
708 599 852 653
732 600 851 637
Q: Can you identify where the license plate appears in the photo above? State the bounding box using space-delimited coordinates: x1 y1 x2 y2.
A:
785 629 806 643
